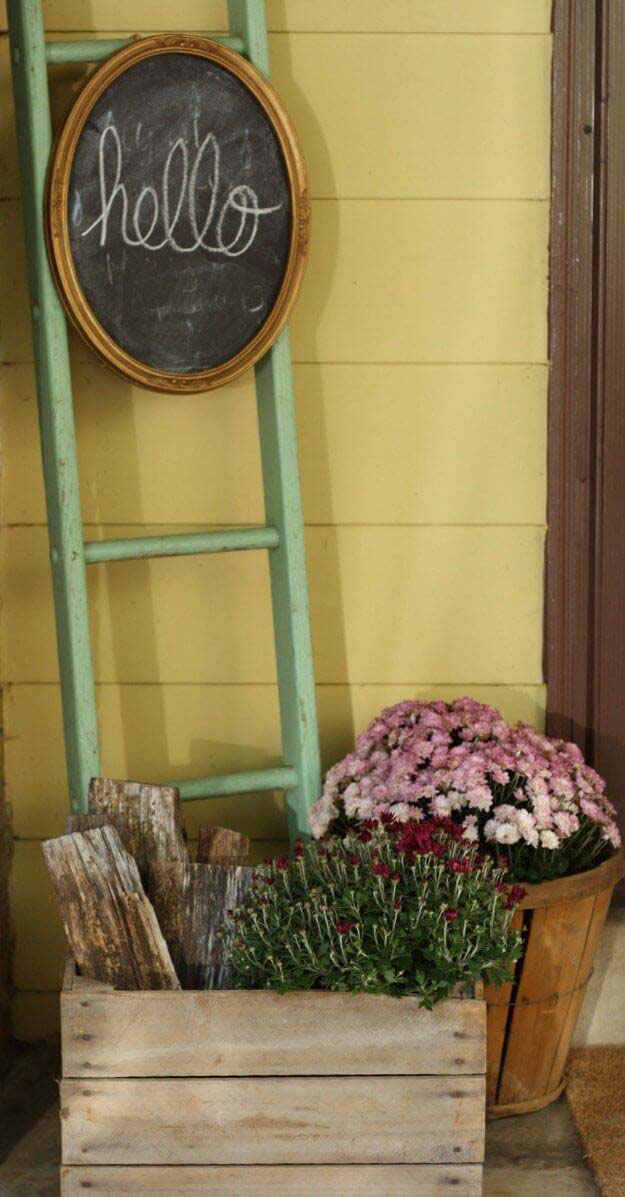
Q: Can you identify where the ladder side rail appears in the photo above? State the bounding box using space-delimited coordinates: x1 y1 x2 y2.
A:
254 332 322 840
7 0 99 812
228 0 322 841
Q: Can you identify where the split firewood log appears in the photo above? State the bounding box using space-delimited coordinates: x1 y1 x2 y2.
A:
148 860 253 989
42 826 180 990
87 777 189 880
66 812 108 834
196 823 250 866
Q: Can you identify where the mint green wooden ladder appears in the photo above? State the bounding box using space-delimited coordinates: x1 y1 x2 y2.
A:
7 0 321 843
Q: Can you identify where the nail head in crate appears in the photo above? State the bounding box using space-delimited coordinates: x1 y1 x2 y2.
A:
59 959 486 1195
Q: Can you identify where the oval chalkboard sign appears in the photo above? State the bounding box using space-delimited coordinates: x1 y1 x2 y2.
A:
46 35 309 392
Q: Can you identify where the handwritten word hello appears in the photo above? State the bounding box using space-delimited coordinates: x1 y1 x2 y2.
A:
81 124 281 257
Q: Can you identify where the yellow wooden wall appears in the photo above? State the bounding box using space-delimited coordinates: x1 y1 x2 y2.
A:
0 1 552 1038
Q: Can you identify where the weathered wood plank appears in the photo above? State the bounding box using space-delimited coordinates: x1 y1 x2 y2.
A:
88 778 188 880
545 887 613 1093
66 813 109 835
196 823 250 865
60 1076 485 1166
59 1163 484 1195
484 907 524 1104
148 862 252 989
43 829 180 991
61 984 485 1078
497 896 596 1105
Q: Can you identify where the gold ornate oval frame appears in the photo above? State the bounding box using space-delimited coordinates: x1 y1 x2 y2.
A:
46 35 310 393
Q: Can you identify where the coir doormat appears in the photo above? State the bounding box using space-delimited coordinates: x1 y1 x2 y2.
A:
567 1046 625 1195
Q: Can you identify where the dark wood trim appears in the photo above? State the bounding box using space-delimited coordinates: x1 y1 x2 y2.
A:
591 1 625 806
545 0 598 753
546 0 625 815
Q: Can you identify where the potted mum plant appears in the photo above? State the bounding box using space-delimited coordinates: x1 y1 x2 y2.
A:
227 818 521 1189
309 697 623 1117
230 817 522 1004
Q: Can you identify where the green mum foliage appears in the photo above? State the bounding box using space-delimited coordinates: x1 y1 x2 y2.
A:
228 818 524 1006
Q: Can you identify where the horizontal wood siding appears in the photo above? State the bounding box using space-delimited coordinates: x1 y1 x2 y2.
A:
0 0 551 1036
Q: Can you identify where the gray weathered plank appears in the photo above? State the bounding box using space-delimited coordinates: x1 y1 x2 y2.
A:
61 982 485 1078
43 829 180 991
60 1076 485 1165
59 1163 483 1195
148 861 252 989
88 778 188 880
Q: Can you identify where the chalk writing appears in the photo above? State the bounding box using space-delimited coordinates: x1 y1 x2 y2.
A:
81 123 281 257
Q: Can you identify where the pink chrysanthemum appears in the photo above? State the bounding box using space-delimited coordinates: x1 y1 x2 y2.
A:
309 698 620 882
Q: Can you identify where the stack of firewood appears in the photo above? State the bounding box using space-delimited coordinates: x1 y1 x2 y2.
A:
42 778 253 991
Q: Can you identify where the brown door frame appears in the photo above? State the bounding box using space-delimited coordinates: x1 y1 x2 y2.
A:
547 0 625 813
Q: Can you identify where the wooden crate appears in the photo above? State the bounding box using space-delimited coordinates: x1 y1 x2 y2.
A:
59 961 486 1195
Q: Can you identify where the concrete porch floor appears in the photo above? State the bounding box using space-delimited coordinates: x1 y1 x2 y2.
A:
0 1042 598 1195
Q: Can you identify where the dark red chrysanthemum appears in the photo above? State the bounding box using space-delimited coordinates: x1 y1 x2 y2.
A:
336 920 354 934
444 909 459 922
380 811 397 826
449 857 472 873
372 861 390 877
507 884 527 908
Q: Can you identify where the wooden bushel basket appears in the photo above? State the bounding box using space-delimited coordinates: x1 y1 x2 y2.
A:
485 848 623 1117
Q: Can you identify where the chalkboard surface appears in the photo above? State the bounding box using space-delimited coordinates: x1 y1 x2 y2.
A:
45 38 306 387
47 38 308 390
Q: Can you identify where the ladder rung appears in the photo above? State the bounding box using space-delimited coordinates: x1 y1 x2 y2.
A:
84 527 279 564
174 766 298 800
45 36 246 65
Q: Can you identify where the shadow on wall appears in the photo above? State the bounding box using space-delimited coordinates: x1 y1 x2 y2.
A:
50 26 345 837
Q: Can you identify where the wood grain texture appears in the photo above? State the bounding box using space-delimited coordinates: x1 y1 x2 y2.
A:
66 813 108 835
496 898 596 1105
486 852 622 1113
61 981 485 1078
545 887 613 1092
147 861 252 988
59 1163 484 1195
516 849 623 908
545 0 598 753
42 828 179 991
485 907 524 1105
88 778 188 880
197 824 250 866
60 1076 485 1165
